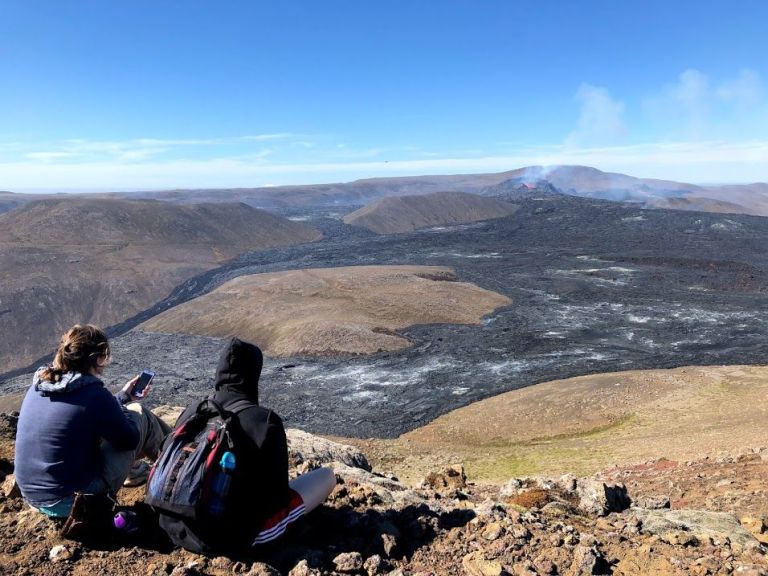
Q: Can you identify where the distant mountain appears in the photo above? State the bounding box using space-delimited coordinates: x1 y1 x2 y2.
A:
3 165 767 217
112 172 518 209
521 165 699 200
0 198 321 373
507 165 768 216
342 191 519 234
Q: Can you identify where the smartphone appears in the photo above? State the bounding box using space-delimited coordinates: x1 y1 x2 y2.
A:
133 370 155 397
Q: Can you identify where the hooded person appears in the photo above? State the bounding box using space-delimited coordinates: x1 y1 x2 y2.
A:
163 337 335 549
15 324 171 519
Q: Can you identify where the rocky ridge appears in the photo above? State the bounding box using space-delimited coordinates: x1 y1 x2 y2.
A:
0 410 766 575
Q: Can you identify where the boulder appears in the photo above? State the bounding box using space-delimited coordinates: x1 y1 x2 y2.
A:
151 405 185 428
288 428 371 471
333 551 363 573
565 545 610 576
331 462 435 509
49 544 72 562
461 550 504 576
364 554 384 576
633 495 670 510
0 412 18 440
575 480 631 516
740 516 768 544
422 464 466 493
500 477 527 498
287 560 322 576
1 474 20 499
246 563 282 576
633 509 759 548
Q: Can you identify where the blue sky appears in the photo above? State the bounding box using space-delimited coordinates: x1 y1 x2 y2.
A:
1 1 767 191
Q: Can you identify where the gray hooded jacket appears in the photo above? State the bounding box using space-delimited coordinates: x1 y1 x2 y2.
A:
15 368 139 506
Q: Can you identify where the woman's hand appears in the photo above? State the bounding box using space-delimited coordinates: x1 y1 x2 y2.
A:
121 375 151 402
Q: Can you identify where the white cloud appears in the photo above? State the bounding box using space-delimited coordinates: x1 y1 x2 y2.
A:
1 134 306 165
566 83 626 146
2 139 767 191
241 133 295 142
671 69 710 107
24 151 77 161
643 69 711 138
717 69 763 107
643 68 767 139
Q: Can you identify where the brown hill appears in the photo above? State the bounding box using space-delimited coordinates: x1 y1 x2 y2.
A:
342 191 519 234
350 364 768 484
139 265 511 357
0 198 321 373
0 197 319 246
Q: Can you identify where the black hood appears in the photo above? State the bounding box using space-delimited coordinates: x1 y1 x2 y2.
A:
213 337 263 405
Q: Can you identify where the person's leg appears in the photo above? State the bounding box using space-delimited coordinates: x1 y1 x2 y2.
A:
126 403 172 460
252 467 336 545
98 403 172 493
289 467 336 513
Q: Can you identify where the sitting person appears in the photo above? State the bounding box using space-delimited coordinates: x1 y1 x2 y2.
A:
158 337 336 550
15 324 171 518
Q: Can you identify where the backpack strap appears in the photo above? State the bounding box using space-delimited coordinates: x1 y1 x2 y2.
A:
196 398 228 418
224 398 254 416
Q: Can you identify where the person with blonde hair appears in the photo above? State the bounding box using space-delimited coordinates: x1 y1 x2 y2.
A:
15 324 171 518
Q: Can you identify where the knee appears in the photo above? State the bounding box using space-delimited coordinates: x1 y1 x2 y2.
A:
310 467 337 503
124 402 146 426
317 467 337 493
125 402 144 416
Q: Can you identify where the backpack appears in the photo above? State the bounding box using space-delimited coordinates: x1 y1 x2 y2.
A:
145 398 252 554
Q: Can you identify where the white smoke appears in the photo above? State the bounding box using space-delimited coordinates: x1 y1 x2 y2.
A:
565 83 627 147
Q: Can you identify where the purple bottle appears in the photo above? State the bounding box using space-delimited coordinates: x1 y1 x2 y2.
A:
114 510 141 535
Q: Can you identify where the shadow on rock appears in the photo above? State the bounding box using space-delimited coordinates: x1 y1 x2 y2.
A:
254 503 475 574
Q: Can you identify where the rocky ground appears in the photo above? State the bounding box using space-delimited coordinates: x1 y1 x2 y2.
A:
0 411 766 575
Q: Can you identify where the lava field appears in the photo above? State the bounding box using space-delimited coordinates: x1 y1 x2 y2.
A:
3 195 768 438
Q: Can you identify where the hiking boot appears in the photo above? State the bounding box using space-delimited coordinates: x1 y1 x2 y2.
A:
123 460 150 487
